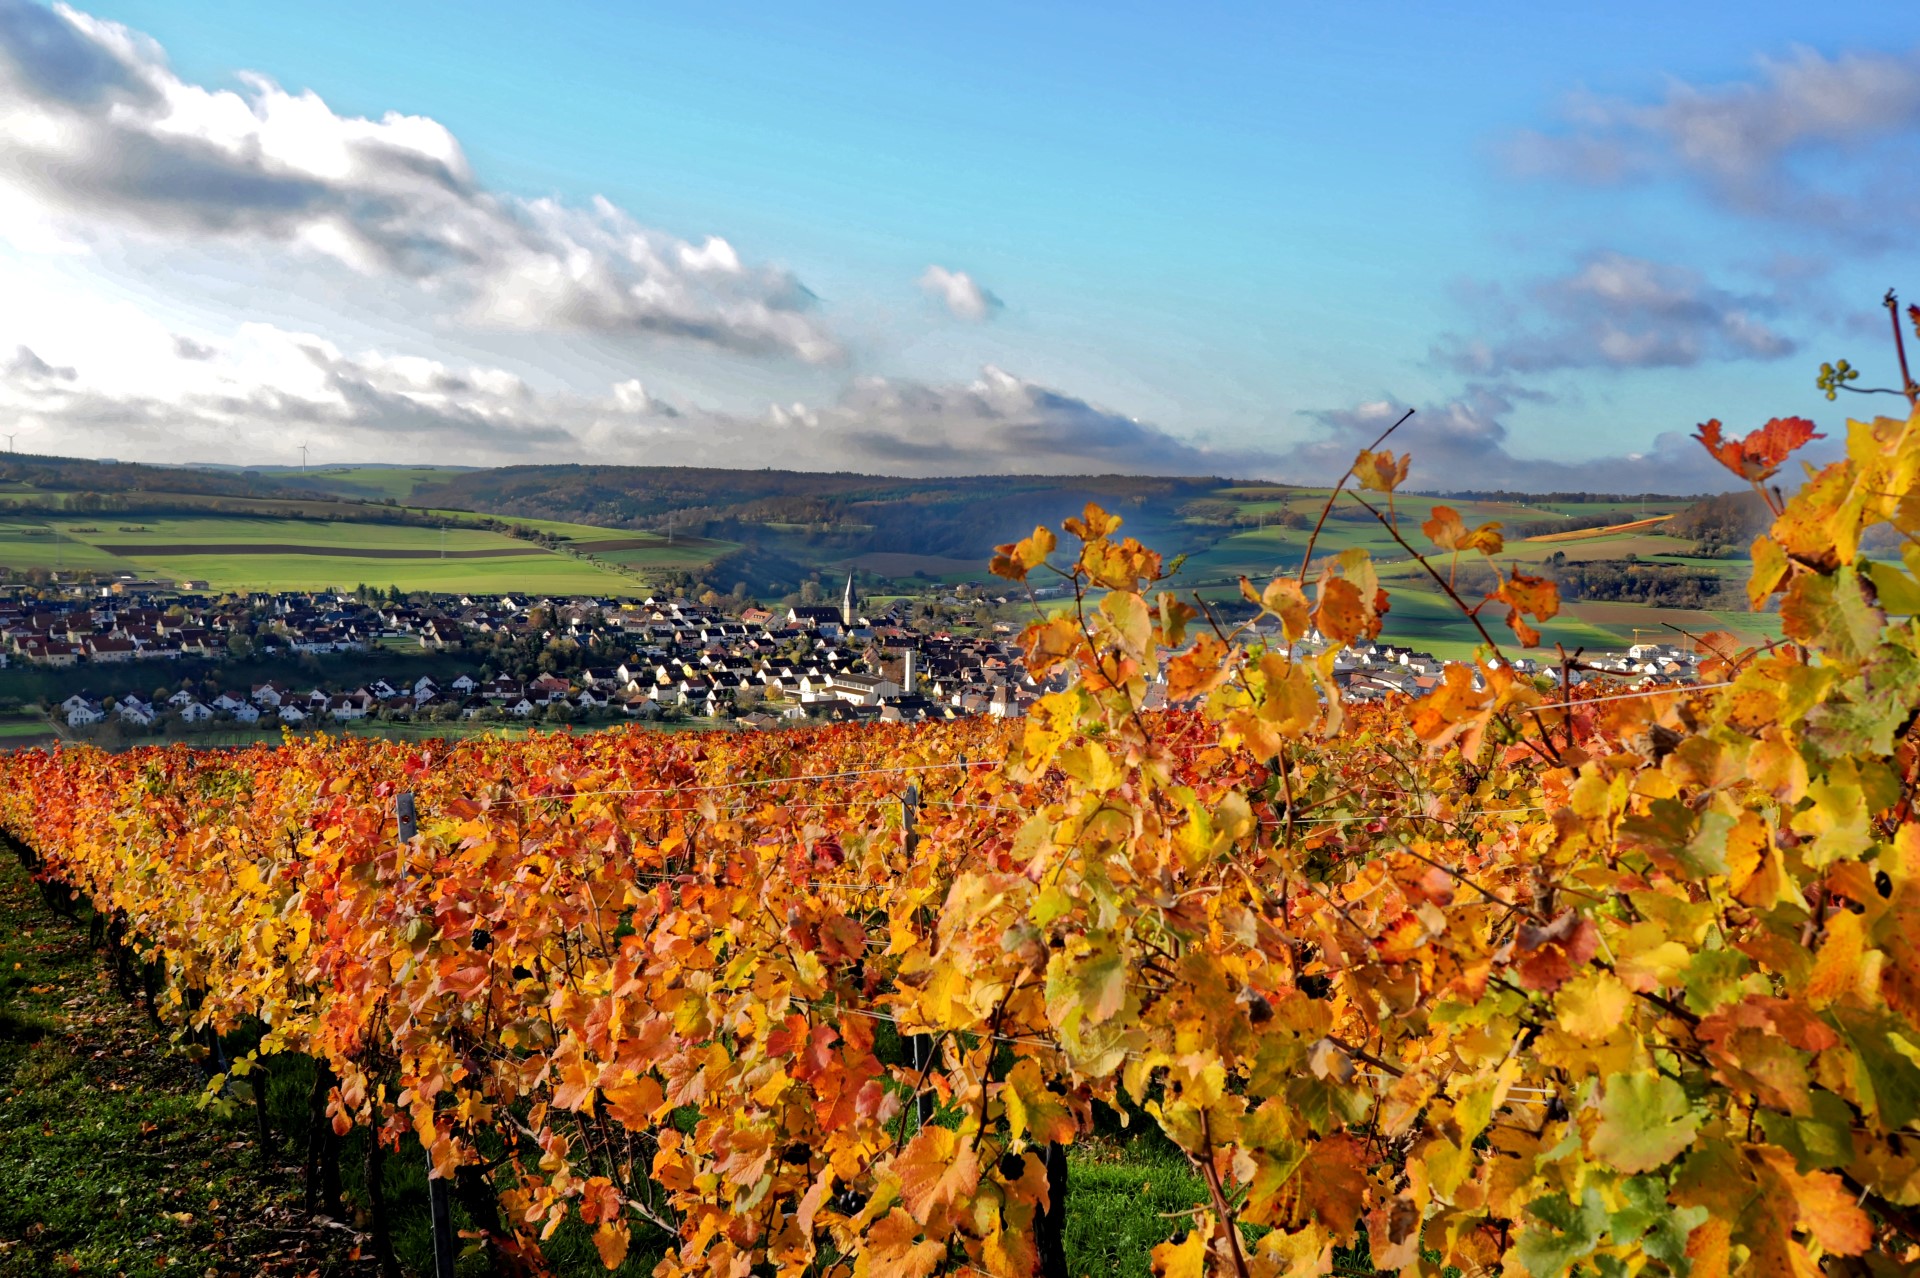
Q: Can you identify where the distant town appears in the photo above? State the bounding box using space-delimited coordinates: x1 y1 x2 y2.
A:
0 565 1721 748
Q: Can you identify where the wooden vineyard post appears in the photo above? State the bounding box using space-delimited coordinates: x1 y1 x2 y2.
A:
901 785 935 1128
399 793 459 1278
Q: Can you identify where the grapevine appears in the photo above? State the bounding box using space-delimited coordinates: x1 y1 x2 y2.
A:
6 392 1920 1276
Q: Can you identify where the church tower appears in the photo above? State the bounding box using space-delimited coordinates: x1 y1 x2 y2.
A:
842 571 855 627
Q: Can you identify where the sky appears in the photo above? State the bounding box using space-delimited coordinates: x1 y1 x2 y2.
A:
0 0 1916 490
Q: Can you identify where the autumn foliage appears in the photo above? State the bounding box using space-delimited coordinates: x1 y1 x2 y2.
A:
6 402 1920 1277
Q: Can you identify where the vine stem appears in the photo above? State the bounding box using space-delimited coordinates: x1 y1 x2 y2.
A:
1888 288 1918 407
1195 1108 1252 1278
1344 491 1508 662
1297 408 1415 586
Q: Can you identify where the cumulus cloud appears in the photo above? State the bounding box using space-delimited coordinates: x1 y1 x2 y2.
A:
1281 384 1814 494
2 301 1813 493
1 320 580 461
917 265 1001 322
5 344 77 383
805 366 1230 472
0 1 839 361
1435 252 1796 376
1507 47 1920 244
0 295 1248 476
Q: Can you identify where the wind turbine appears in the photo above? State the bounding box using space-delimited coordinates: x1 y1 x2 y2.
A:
4 434 14 453
298 443 309 471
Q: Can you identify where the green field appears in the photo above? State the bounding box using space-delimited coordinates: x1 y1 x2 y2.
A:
1157 488 1758 658
117 553 642 596
0 498 750 595
53 515 526 552
0 523 133 573
288 465 474 500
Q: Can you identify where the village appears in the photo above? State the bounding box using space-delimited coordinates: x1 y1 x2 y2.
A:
1 574 1712 740
7 576 1046 736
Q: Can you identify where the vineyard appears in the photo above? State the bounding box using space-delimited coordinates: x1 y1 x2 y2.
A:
5 397 1920 1277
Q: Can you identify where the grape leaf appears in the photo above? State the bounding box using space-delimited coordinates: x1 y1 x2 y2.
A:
1694 416 1823 481
893 1126 981 1225
1589 1072 1698 1173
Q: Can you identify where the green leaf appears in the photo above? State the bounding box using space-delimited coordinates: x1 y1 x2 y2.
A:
1588 1072 1699 1174
1642 1204 1710 1267
1045 934 1127 1031
1866 541 1920 614
1617 800 1730 878
1682 947 1749 1016
1832 1007 1920 1130
1758 1089 1858 1172
1512 1189 1606 1277
1780 568 1884 668
1801 643 1920 761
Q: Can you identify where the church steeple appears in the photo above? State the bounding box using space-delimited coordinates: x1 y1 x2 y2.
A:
842 571 855 627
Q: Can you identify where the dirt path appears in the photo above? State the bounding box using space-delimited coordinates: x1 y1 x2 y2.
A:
0 853 378 1278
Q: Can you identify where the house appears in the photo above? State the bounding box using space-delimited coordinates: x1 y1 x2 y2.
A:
817 672 899 707
278 704 308 724
421 618 463 649
786 605 843 629
328 695 367 721
66 703 104 727
229 703 261 725
88 636 138 663
166 688 197 708
528 672 572 704
20 639 81 667
117 701 156 726
180 701 214 723
481 675 522 702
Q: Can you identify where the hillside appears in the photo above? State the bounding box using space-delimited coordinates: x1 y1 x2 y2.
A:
0 454 738 597
0 449 1779 654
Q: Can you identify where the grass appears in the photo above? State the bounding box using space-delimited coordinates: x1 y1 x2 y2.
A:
0 524 133 573
27 514 654 595
290 467 474 501
52 516 525 553
0 850 373 1277
1062 1135 1210 1277
0 842 665 1277
113 551 643 596
0 487 742 594
1154 489 1766 657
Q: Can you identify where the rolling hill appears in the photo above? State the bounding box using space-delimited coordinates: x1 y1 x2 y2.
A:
0 450 1776 654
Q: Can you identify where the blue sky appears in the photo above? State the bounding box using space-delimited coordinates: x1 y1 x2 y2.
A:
1 0 1916 487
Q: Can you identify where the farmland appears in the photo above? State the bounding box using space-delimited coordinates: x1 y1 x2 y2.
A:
1156 487 1767 657
0 448 1776 656
0 503 741 597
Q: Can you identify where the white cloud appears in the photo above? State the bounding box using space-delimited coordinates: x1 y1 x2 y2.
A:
0 277 1242 475
1287 384 1808 494
1435 252 1796 375
1508 47 1920 245
5 344 77 383
0 1 840 362
917 265 1001 322
0 286 1797 493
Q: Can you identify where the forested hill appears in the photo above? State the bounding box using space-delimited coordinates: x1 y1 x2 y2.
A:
407 466 1227 560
